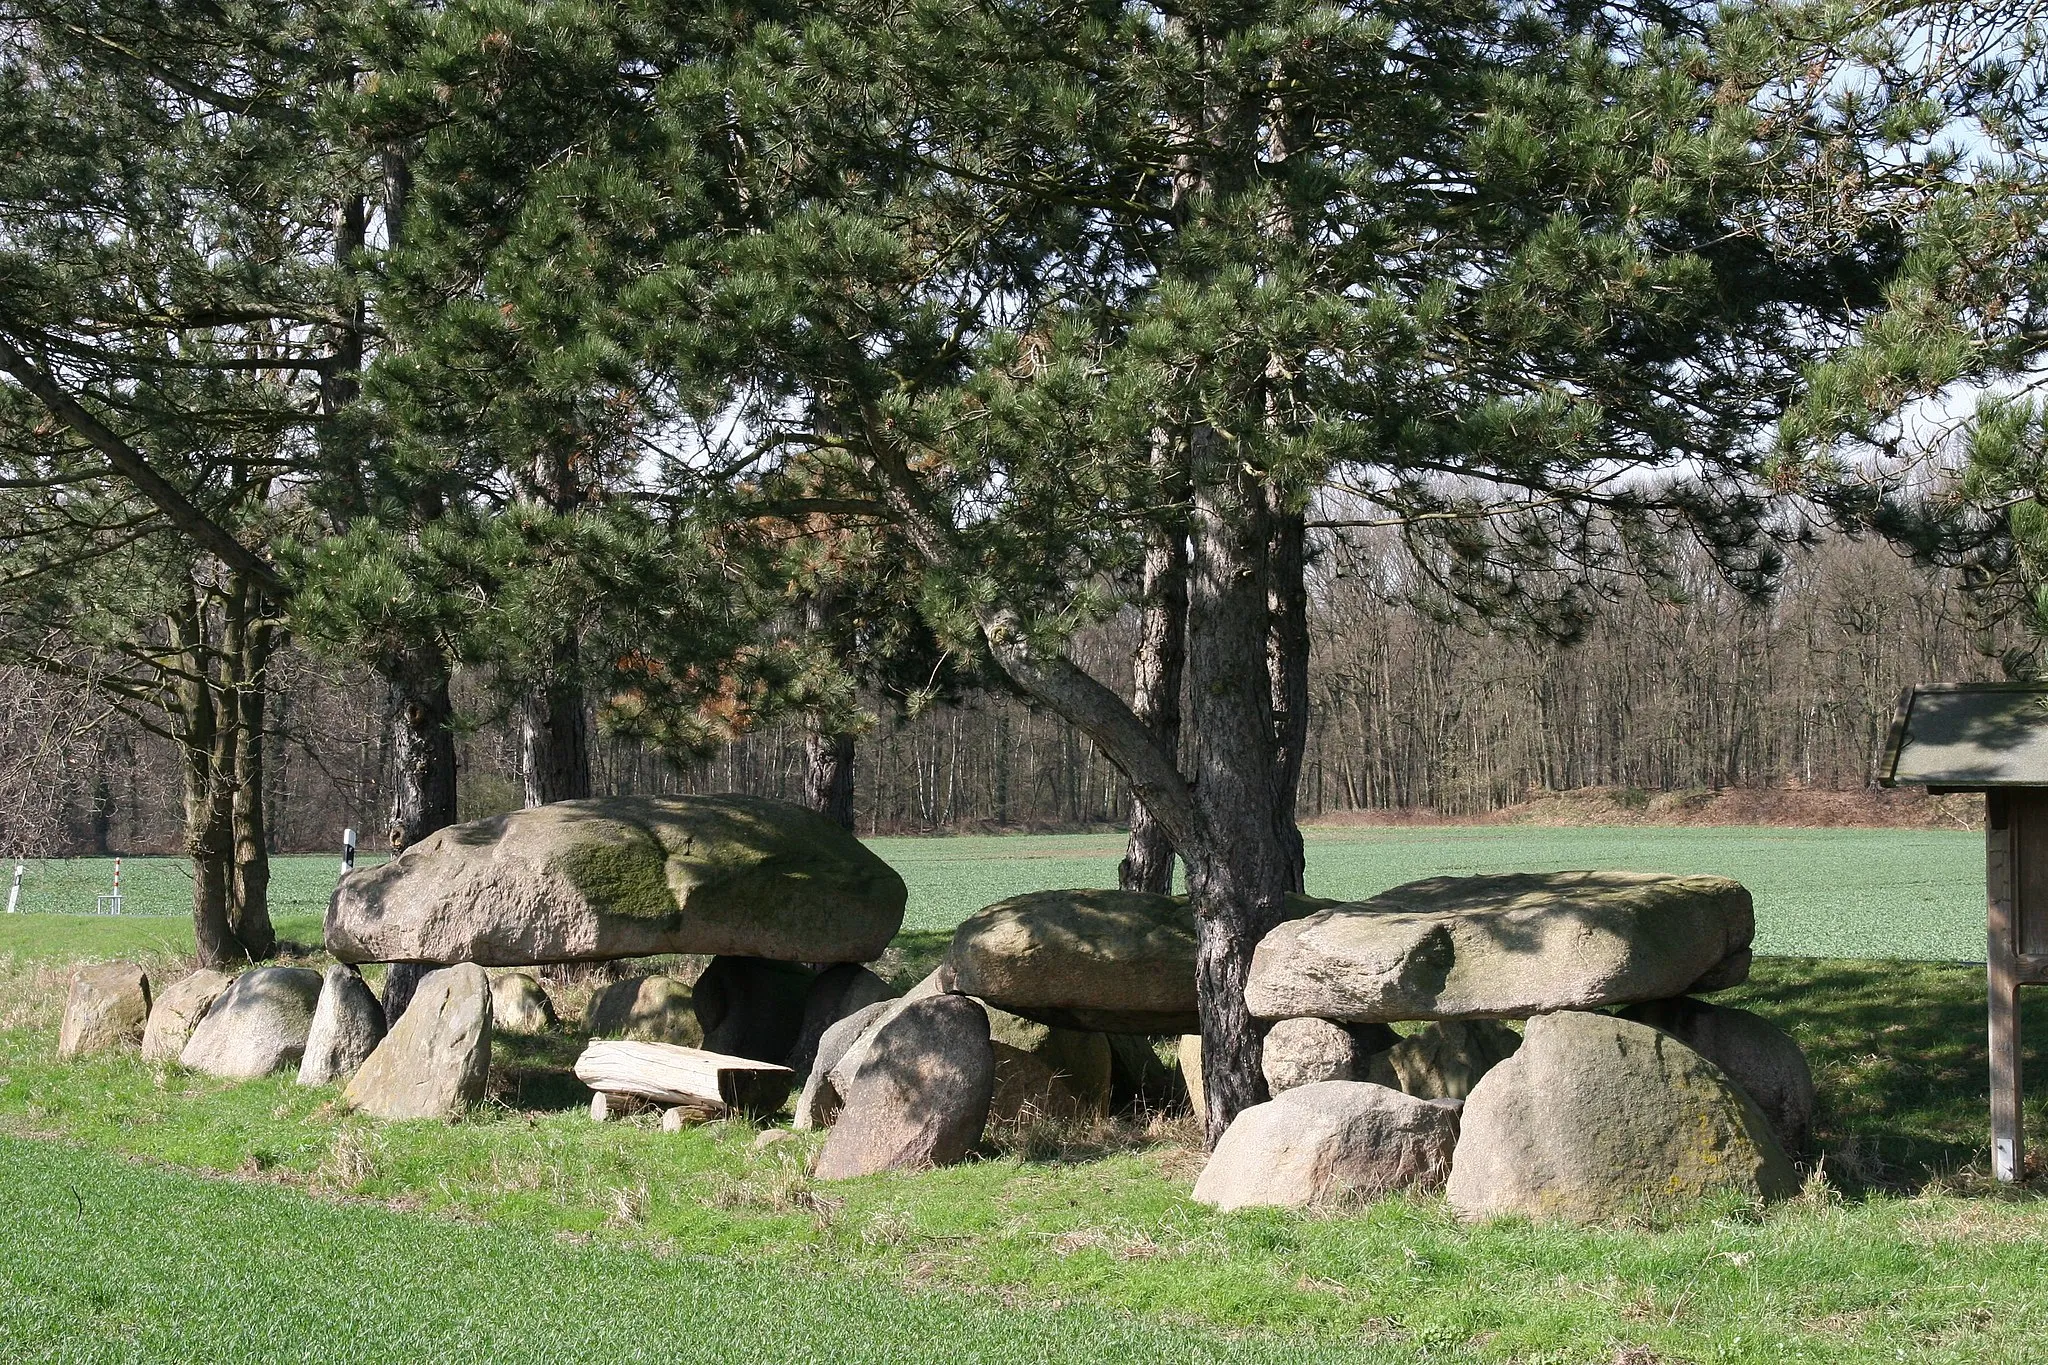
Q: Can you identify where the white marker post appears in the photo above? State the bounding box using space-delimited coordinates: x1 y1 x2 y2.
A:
6 863 22 914
341 827 357 876
96 857 122 915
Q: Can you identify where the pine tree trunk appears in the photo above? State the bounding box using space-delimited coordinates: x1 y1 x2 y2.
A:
521 640 592 808
800 589 857 829
225 572 277 959
1267 503 1309 894
171 594 241 969
1120 469 1186 894
381 639 457 1028
1185 458 1294 1147
803 729 857 829
384 643 457 851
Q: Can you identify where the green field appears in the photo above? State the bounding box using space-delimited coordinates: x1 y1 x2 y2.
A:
1 822 1990 962
2 823 2038 1364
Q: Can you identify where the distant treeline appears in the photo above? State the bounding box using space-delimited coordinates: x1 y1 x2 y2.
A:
1 531 1994 858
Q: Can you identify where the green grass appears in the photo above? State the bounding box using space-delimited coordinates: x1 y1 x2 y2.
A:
0 1136 1362 1365
4 945 2047 1363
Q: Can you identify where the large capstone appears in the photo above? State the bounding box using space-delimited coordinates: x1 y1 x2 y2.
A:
59 962 150 1060
946 889 1197 1033
1617 997 1816 1155
1247 871 1753 1023
1445 1010 1797 1222
1193 1081 1460 1210
814 994 994 1179
180 967 323 1079
344 963 493 1121
325 794 907 966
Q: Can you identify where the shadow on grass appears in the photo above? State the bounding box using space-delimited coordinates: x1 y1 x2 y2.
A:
489 1030 599 1113
1726 957 2048 1193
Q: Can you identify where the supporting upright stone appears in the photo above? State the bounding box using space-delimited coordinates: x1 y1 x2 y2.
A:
299 965 386 1086
343 963 493 1121
1446 1011 1796 1222
814 995 994 1179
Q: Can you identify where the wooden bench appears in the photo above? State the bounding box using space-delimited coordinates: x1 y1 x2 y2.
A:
574 1039 795 1125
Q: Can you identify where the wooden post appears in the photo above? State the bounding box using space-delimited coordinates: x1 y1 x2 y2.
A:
1988 791 2023 1183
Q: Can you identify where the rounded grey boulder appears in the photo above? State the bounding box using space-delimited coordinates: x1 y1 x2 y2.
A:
181 967 323 1079
814 994 994 1179
143 969 233 1063
1193 1081 1461 1209
1365 1019 1522 1101
586 975 698 1045
489 972 558 1035
1446 1010 1797 1223
1261 1017 1398 1094
325 794 907 967
299 965 386 1085
1618 997 1816 1154
1247 871 1754 1023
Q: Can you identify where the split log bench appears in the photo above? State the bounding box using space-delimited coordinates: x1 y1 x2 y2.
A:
574 1040 795 1125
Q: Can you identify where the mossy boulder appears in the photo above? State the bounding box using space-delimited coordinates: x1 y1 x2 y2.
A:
325 795 906 966
1247 871 1753 1023
1445 1010 1796 1222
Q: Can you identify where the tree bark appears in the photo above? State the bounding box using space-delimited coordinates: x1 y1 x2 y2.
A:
383 643 457 852
170 591 239 968
1266 502 1309 894
381 638 457 1027
799 588 857 829
521 639 591 807
226 575 277 958
1185 455 1294 1147
804 729 857 829
1120 454 1187 894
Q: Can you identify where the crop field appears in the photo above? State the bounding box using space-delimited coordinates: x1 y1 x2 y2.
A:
0 822 1988 964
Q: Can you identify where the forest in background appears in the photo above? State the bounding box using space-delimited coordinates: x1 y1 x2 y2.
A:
0 527 1993 857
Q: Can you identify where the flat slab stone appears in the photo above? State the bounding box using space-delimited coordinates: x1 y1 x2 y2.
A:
325 794 907 966
1246 871 1753 1023
946 889 1197 1033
